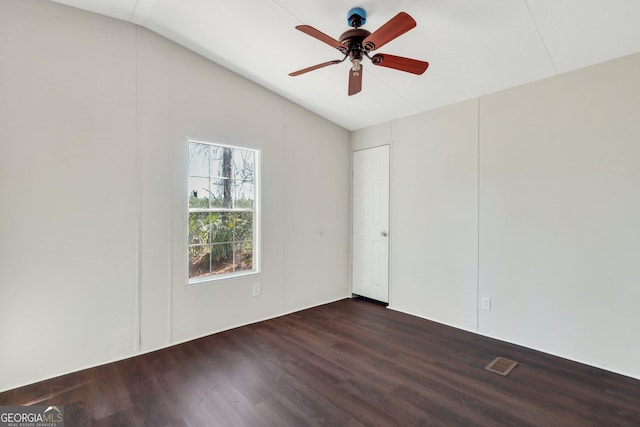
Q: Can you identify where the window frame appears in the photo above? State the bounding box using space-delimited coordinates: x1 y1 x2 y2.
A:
186 139 260 284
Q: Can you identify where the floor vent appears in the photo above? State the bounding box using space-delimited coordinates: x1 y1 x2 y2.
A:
485 357 518 376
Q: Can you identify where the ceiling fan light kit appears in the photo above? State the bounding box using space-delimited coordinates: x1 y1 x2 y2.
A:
289 8 429 96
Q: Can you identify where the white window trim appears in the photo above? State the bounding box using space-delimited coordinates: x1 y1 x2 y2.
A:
186 139 261 285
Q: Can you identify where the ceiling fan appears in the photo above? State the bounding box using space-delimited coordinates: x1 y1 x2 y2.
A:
289 8 429 96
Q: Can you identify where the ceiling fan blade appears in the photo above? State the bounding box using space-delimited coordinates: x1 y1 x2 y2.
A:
295 25 349 53
348 66 363 96
362 12 416 51
289 60 342 76
371 54 429 75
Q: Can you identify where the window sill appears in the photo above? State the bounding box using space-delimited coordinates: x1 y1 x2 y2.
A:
187 270 260 286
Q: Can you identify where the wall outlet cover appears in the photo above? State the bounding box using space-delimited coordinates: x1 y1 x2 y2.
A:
252 283 261 297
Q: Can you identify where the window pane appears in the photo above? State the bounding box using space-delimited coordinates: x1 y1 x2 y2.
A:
210 178 233 208
188 143 209 177
233 148 255 181
211 243 233 274
189 212 214 244
233 179 254 208
234 212 253 242
189 244 211 278
188 177 210 208
211 146 233 179
234 242 253 272
209 145 225 178
210 212 234 243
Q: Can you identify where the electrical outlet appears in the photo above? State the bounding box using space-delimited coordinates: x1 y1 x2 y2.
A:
252 283 261 297
482 297 491 311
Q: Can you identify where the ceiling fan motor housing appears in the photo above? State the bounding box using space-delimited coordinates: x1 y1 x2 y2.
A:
339 29 370 63
347 7 367 28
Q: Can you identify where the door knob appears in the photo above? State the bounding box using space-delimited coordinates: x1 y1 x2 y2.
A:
381 231 388 237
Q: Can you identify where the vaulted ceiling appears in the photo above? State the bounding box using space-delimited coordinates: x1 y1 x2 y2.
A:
50 0 640 130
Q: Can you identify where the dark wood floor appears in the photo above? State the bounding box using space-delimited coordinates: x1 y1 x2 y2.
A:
2 298 639 426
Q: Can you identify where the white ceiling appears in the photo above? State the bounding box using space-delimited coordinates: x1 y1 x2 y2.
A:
50 0 640 130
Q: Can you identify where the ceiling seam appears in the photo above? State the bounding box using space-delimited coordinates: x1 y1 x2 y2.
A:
128 0 141 22
368 69 425 114
129 0 157 26
269 0 304 23
524 0 558 75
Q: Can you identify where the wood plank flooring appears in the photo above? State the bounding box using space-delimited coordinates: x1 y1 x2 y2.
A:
2 298 639 426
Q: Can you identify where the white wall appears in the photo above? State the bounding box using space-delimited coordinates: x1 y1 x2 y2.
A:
0 0 350 392
352 53 640 379
479 52 640 378
390 103 479 330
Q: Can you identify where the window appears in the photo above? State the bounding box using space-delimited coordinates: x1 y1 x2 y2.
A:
187 140 258 282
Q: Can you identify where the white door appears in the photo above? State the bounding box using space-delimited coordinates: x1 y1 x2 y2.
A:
352 145 390 303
